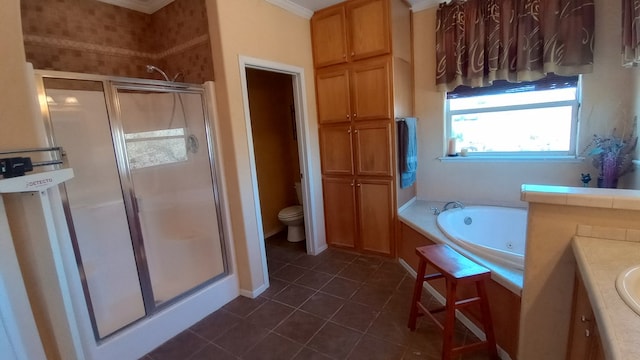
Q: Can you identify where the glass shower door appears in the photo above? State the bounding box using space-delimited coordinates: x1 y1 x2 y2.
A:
114 86 226 305
43 78 146 338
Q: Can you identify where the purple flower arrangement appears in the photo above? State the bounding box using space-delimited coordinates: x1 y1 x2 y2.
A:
583 117 638 188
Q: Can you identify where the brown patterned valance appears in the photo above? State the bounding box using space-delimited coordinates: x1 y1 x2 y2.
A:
435 0 595 92
622 0 640 66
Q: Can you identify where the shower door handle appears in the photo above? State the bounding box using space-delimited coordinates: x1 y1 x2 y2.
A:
132 196 142 213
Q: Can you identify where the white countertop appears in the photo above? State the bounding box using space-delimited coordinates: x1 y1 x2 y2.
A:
398 200 524 296
572 236 640 360
521 184 640 210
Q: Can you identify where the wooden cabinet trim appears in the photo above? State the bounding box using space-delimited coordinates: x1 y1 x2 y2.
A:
311 0 392 69
346 0 391 62
350 56 392 121
319 123 355 176
353 120 393 177
311 5 349 68
316 67 351 124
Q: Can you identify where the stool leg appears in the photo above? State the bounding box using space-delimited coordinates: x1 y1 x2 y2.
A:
442 279 456 360
408 257 427 331
476 280 499 359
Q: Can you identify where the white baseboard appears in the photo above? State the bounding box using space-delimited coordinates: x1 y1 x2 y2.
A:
398 258 512 360
239 282 268 299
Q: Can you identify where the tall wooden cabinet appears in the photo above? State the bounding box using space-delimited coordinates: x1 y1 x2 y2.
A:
312 0 412 257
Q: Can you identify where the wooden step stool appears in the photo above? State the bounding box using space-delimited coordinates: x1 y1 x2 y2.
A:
408 244 498 360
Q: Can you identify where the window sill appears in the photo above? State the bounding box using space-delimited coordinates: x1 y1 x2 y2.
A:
438 155 583 163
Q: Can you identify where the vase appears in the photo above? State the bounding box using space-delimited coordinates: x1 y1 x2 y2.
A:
598 152 619 188
597 176 618 188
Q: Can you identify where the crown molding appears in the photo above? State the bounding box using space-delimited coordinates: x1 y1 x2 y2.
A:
265 0 314 19
95 0 174 14
411 0 441 12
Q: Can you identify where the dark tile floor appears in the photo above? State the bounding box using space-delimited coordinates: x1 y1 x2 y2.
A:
143 232 492 360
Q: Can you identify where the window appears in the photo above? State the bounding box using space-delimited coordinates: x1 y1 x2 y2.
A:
445 75 580 157
124 128 188 169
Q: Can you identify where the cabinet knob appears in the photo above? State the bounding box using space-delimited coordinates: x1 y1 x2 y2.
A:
354 129 359 134
353 113 357 118
347 128 351 134
585 329 590 337
357 183 361 187
351 51 355 56
350 182 354 187
580 315 590 322
343 54 347 58
346 114 350 119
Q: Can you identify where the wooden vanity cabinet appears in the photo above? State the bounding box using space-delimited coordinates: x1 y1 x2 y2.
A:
311 0 391 68
567 273 605 360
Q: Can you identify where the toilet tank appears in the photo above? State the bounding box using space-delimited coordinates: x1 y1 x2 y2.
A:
294 182 302 205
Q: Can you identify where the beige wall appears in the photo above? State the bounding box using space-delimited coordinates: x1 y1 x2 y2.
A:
1 0 44 150
247 69 300 237
206 0 319 292
1 1 56 357
412 0 640 207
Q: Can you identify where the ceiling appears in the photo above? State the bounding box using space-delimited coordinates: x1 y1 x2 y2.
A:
97 0 440 15
96 0 175 14
288 0 429 12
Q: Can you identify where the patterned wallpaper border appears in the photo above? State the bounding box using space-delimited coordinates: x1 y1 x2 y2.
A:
23 34 210 60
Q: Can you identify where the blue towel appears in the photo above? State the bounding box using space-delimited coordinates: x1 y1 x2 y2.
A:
398 117 417 188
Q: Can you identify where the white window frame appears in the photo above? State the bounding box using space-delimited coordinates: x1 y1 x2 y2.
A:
444 78 582 159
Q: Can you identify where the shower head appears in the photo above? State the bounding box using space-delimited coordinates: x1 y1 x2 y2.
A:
172 72 184 82
146 64 170 82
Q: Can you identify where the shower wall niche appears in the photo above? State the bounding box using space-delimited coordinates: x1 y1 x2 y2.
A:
39 72 228 341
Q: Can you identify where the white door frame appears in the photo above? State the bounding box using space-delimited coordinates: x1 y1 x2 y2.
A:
238 56 325 278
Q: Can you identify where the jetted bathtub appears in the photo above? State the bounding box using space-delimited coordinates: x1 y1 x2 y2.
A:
436 206 527 270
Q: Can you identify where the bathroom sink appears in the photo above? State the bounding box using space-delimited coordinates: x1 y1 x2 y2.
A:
615 265 640 316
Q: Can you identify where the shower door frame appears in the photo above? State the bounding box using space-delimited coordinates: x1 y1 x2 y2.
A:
34 69 230 341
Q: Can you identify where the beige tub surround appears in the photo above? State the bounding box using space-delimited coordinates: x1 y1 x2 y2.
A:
519 184 640 360
398 200 524 296
573 235 640 360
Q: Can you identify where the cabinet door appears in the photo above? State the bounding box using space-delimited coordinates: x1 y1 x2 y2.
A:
322 177 357 249
311 5 349 68
346 0 391 61
350 57 392 121
319 124 354 175
354 120 393 177
316 68 351 124
567 274 604 360
357 178 394 255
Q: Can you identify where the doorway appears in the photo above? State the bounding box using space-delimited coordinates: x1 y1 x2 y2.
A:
245 68 306 269
238 56 326 286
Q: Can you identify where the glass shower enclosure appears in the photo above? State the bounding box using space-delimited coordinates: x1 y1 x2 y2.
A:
35 71 228 340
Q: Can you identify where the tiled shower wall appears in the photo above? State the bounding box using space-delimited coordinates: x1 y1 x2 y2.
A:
21 0 214 83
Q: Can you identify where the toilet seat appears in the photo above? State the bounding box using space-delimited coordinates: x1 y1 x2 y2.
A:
278 205 303 219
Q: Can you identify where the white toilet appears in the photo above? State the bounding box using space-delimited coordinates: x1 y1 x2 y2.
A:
277 182 305 242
